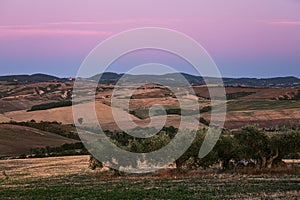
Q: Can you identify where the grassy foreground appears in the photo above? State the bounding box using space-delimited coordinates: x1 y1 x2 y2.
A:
0 156 299 199
1 173 300 199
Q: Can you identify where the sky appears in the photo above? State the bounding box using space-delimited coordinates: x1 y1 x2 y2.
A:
0 0 300 78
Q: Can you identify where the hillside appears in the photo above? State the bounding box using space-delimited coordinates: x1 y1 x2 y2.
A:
1 73 300 87
0 114 10 123
0 81 299 130
86 72 300 88
0 124 78 157
0 73 299 131
0 81 73 113
1 101 199 131
0 73 62 83
2 101 141 128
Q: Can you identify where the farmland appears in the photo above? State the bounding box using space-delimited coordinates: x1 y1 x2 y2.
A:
1 81 300 131
0 78 300 199
0 124 78 157
0 156 299 199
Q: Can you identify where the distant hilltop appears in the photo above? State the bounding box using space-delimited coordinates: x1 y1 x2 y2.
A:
0 73 74 83
0 72 300 88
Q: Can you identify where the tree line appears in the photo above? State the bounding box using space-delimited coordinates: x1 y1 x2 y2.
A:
28 142 88 158
28 101 72 112
89 126 300 172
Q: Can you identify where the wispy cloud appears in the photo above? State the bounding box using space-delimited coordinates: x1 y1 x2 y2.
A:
47 19 182 26
270 21 300 25
257 20 300 25
0 28 112 37
0 18 182 29
0 18 181 38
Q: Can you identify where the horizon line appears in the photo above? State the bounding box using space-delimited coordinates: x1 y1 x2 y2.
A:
0 72 300 80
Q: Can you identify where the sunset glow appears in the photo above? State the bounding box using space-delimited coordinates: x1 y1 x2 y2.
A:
0 0 299 77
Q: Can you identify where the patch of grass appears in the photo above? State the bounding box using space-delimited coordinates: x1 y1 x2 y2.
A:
226 92 256 100
227 100 300 111
0 174 299 199
130 106 209 119
292 90 300 100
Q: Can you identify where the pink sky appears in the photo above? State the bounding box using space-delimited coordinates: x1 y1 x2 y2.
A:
0 0 300 77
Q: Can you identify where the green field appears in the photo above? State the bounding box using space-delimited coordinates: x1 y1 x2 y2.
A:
227 100 300 111
1 173 299 199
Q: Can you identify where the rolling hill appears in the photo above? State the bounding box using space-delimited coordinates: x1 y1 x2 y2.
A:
87 72 300 88
0 73 61 83
0 73 299 131
0 124 78 157
1 73 300 87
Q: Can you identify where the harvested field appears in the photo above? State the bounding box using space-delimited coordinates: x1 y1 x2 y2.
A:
0 124 78 156
0 156 299 199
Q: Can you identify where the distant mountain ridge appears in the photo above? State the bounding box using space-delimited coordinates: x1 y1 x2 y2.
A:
0 73 60 83
222 76 300 87
87 73 300 88
0 73 300 87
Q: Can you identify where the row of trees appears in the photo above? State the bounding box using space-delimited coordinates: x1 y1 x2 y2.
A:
214 126 300 170
7 120 79 140
89 126 300 172
29 142 88 158
129 106 211 120
28 101 72 112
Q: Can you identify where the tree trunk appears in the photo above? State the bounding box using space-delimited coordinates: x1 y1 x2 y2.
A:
261 156 267 169
266 148 279 169
175 159 183 172
221 159 230 170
